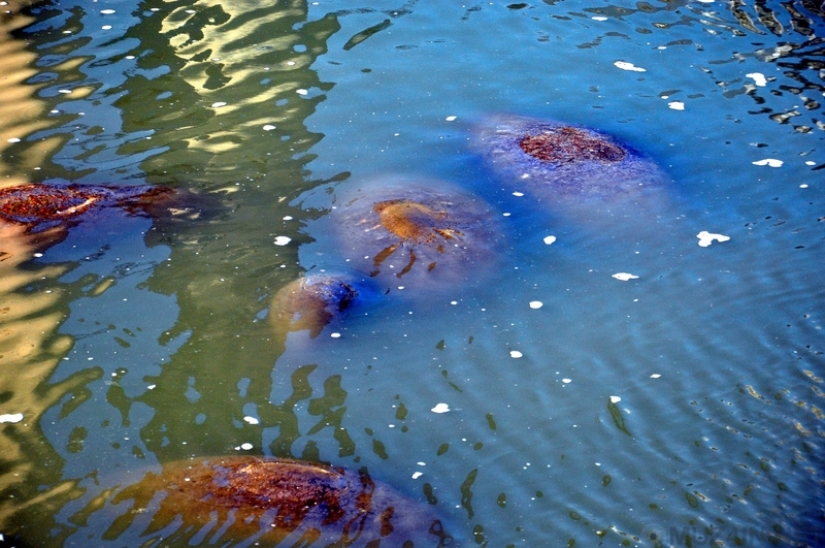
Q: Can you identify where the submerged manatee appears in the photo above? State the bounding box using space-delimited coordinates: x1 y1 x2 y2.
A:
474 114 668 202
0 183 207 232
270 273 370 344
327 179 499 292
97 456 457 547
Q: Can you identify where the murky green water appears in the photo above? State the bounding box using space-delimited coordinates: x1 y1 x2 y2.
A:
0 0 823 546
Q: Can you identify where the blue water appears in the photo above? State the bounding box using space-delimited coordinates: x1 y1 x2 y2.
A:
0 0 823 546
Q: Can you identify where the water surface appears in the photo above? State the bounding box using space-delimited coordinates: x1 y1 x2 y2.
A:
0 0 823 546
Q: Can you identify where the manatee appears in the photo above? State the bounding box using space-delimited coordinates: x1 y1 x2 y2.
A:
474 114 669 202
270 273 369 344
0 183 207 232
92 456 458 547
325 178 500 292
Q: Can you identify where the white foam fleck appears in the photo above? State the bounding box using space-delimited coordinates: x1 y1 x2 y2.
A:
746 72 767 87
296 89 308 95
650 373 661 379
592 16 608 21
58 89 72 94
696 231 730 247
273 236 292 246
243 416 259 425
612 272 639 281
330 332 341 339
412 471 424 479
614 61 646 72
262 124 276 131
431 403 450 413
512 191 524 197
610 396 621 403
211 101 227 108
529 301 543 310
668 101 685 111
240 443 253 450
445 115 457 121
562 378 572 384
753 158 783 167
147 384 156 389
283 215 293 220
543 235 557 245
800 184 809 188
7 137 20 143
102 25 112 30
510 350 523 358
0 414 24 423
806 161 816 166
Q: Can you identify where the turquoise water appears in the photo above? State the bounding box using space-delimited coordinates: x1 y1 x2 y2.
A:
0 0 823 546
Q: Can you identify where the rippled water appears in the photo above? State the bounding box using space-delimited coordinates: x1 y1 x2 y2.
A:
0 0 824 546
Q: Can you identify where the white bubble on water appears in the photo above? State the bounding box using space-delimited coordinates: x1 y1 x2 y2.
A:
697 231 730 247
612 272 639 281
243 416 259 425
263 124 276 131
668 101 685 111
746 72 767 87
412 472 423 479
431 403 450 413
543 235 557 245
273 236 292 246
0 413 23 423
610 396 621 403
529 301 543 309
614 61 646 72
510 350 523 358
752 158 783 167
211 101 227 108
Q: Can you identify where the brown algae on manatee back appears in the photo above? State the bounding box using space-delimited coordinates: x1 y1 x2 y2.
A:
100 456 455 547
475 115 668 200
518 125 627 165
373 199 462 245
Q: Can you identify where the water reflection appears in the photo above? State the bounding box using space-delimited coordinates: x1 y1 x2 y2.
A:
0 0 65 186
